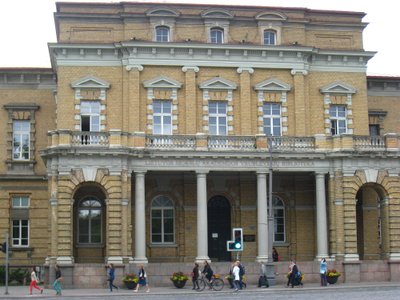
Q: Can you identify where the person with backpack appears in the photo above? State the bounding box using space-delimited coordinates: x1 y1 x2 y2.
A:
237 261 246 289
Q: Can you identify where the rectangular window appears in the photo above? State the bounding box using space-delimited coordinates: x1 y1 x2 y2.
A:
263 103 282 136
12 196 29 208
210 28 224 44
80 101 100 132
369 124 380 136
330 105 347 136
208 101 227 135
13 120 30 160
151 208 174 244
12 219 29 247
153 100 172 135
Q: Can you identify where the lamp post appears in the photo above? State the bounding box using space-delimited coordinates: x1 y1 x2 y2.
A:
267 137 274 263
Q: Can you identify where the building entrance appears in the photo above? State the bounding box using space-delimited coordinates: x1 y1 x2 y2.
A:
208 196 231 261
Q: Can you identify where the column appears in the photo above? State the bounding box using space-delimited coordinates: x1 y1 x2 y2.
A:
134 171 148 263
196 171 210 262
316 172 329 259
256 172 269 262
182 66 199 134
126 65 143 132
291 69 308 136
237 67 254 135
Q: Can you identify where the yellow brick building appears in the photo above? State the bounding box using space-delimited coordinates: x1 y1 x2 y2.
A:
1 1 400 287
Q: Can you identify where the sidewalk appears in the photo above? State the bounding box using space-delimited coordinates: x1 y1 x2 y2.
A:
1 281 399 298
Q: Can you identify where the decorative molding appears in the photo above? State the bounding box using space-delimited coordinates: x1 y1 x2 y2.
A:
145 7 180 17
255 11 287 21
182 66 199 73
126 65 143 72
320 81 357 94
201 8 234 19
199 77 237 90
291 69 308 76
237 67 254 74
143 75 182 89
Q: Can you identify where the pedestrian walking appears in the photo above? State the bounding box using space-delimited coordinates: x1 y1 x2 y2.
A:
272 247 280 262
192 262 200 290
232 261 240 292
107 263 118 292
237 260 246 289
53 264 63 296
320 258 328 286
134 265 150 293
29 266 43 295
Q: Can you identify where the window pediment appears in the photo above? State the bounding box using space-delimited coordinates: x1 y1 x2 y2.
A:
201 9 234 19
146 8 180 17
71 76 110 89
255 11 287 21
143 76 182 89
254 78 291 91
320 81 356 94
199 77 237 90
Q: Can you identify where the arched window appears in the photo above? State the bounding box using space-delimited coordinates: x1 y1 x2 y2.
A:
77 197 102 244
210 27 224 44
268 196 285 242
263 30 276 45
156 26 170 42
151 196 174 244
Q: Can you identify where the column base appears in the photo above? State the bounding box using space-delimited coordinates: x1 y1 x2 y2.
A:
133 257 148 264
388 253 400 261
195 256 210 263
315 254 330 261
256 255 269 263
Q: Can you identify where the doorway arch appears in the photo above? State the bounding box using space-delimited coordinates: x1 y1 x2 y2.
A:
208 195 231 261
355 183 388 260
73 183 106 263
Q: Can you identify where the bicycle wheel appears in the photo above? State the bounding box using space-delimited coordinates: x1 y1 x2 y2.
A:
212 278 224 291
195 279 206 291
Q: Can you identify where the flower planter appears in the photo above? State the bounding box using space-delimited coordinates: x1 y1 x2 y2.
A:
124 281 138 290
327 276 339 284
172 280 187 288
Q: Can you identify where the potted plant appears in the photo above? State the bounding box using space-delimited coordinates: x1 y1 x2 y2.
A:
122 273 138 290
326 269 341 284
170 271 189 288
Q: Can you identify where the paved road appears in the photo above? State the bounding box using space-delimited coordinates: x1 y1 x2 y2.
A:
2 283 400 299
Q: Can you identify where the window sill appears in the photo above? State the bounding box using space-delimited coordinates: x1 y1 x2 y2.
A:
6 159 36 174
10 246 33 251
75 243 104 248
149 243 177 248
273 242 289 247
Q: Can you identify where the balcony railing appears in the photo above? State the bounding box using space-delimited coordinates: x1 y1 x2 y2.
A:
48 131 398 153
208 135 256 151
269 136 315 151
146 134 196 150
354 136 385 150
71 132 109 146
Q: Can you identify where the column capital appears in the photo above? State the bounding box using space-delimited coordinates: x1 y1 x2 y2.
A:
291 69 308 76
182 66 199 73
196 170 209 175
237 67 254 74
134 170 147 175
126 64 144 72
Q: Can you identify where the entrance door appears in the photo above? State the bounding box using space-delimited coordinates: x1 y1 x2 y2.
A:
208 196 231 261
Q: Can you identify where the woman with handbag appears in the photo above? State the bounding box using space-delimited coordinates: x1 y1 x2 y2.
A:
53 264 63 296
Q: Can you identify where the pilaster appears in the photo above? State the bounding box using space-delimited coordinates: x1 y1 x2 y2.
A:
291 69 308 136
126 65 143 133
237 67 254 135
182 66 199 134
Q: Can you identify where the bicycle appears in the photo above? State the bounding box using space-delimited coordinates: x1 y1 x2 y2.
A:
195 274 224 291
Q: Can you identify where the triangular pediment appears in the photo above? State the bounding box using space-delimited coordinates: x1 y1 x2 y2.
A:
254 78 291 91
71 76 110 89
201 9 234 19
143 76 182 89
255 11 287 21
320 81 357 94
199 77 237 90
146 8 180 17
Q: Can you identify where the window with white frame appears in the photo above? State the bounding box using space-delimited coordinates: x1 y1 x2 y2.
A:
263 103 282 136
268 196 285 242
263 30 276 45
210 27 224 44
208 101 227 135
77 197 102 244
155 26 170 42
12 196 29 208
151 196 174 244
12 219 29 247
80 101 100 132
153 100 172 135
330 105 347 135
13 120 30 160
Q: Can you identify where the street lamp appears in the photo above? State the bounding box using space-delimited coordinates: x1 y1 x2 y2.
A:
267 137 274 263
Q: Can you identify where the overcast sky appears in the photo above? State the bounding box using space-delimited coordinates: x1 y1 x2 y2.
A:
0 0 399 76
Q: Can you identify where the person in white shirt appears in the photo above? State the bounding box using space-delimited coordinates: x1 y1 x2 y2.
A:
29 266 43 295
231 262 240 292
